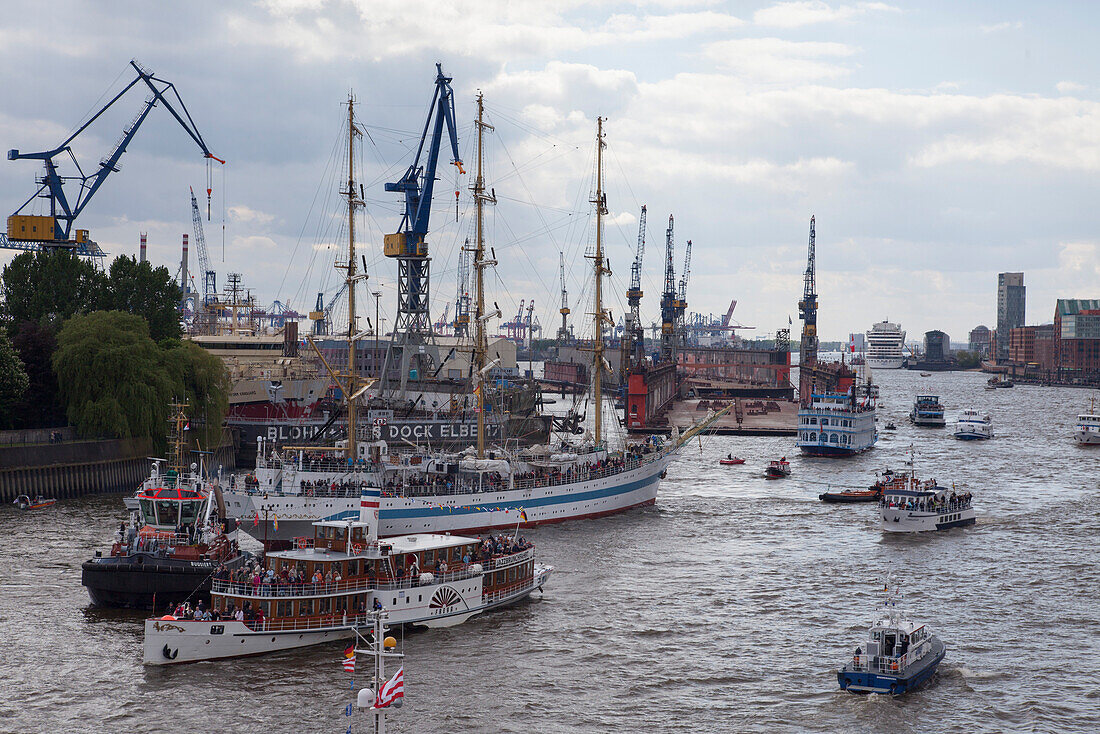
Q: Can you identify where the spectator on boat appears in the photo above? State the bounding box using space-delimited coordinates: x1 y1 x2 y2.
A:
312 569 324 585
373 598 383 611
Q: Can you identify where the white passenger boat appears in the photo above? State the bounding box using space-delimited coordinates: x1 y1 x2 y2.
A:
953 409 993 440
880 472 975 533
143 487 552 665
1076 398 1100 446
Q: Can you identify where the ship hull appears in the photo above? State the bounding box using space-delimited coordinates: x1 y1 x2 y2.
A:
81 553 250 610
865 357 903 370
224 454 674 546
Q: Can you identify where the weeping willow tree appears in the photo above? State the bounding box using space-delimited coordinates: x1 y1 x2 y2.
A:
161 339 230 449
53 311 229 452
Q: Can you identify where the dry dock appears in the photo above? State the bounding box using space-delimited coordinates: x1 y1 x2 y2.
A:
633 397 799 436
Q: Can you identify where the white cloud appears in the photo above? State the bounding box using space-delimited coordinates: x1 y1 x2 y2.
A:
233 234 279 250
753 1 898 28
979 20 1023 33
229 204 276 225
702 38 857 83
1056 81 1087 94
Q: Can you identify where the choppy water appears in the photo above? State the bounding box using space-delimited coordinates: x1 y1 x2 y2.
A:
2 370 1098 733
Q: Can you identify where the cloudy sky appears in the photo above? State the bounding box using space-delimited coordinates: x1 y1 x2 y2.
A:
2 1 1098 343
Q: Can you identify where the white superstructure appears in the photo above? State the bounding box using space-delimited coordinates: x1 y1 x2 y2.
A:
954 409 993 440
1076 399 1100 446
865 321 905 369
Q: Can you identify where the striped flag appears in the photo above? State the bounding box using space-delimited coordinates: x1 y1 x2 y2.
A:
273 515 279 532
374 667 404 708
519 509 528 522
342 645 355 672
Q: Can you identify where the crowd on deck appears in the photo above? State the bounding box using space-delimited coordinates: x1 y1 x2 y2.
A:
881 491 973 513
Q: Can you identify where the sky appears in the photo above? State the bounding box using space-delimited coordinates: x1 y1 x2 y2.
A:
1 0 1098 344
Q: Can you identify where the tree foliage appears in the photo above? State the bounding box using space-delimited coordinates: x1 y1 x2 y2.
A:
100 256 182 342
0 330 30 429
52 311 229 450
955 351 982 369
0 249 105 328
10 321 65 428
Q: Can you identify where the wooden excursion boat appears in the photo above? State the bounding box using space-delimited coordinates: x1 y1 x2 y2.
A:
144 486 552 665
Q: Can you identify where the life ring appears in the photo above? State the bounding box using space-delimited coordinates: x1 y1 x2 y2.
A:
162 645 179 660
294 537 308 550
352 543 364 555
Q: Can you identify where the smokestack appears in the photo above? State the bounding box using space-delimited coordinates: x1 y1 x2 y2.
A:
181 234 189 294
139 232 147 263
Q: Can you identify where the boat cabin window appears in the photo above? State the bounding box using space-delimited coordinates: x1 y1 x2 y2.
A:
139 499 156 524
179 500 202 527
155 500 179 526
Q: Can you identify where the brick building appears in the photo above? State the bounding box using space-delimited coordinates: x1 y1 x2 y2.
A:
1055 299 1100 376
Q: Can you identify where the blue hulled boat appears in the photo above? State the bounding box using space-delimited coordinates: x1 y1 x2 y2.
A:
837 580 946 695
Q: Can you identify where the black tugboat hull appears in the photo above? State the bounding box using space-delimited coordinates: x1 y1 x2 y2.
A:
81 553 247 610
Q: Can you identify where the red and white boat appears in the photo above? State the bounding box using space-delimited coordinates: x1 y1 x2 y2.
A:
719 456 745 466
764 458 791 479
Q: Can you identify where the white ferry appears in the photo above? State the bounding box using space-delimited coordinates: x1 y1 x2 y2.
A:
880 473 975 532
865 321 905 370
1076 398 1100 445
837 578 946 695
953 409 993 440
144 487 552 665
797 391 877 457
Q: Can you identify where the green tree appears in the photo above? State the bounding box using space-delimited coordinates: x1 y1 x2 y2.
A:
955 351 981 369
100 256 182 342
0 249 105 329
52 311 176 445
10 321 65 428
0 330 30 429
161 338 230 448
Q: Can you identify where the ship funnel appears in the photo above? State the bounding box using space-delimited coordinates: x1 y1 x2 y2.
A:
358 484 380 542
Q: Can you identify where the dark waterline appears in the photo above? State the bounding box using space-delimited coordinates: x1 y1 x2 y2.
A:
1 369 1098 733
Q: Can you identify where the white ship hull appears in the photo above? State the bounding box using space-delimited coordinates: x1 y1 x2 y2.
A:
224 454 674 545
881 505 975 532
1076 428 1100 445
865 357 904 370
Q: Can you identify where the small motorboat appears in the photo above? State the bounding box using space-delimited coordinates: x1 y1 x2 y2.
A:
884 422 897 431
820 470 893 503
719 455 745 466
837 577 946 695
919 372 932 377
14 494 57 510
764 458 791 479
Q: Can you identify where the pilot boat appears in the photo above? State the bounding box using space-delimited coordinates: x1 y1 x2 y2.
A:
837 578 946 694
764 458 791 479
13 494 56 510
954 409 993 440
143 486 552 665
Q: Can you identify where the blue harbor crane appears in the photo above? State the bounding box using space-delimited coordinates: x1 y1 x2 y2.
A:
383 63 464 335
798 215 818 406
3 59 223 259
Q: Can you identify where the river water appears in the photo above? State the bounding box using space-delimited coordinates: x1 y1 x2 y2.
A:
2 369 1098 733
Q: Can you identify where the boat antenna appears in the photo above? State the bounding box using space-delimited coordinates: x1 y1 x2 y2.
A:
586 117 610 447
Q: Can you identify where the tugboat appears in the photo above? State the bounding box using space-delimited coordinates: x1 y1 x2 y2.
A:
880 450 975 532
909 395 946 427
143 486 552 665
13 494 57 510
954 409 993 440
81 404 250 609
764 458 791 479
837 577 946 694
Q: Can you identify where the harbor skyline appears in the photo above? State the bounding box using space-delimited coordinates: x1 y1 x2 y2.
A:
1 2 1098 342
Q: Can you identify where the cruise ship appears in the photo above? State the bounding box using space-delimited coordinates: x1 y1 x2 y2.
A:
865 321 905 369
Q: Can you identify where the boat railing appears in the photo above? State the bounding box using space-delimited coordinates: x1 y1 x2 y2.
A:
880 497 972 512
240 612 369 634
482 577 536 605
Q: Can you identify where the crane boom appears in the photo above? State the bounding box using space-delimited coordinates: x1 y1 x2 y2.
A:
189 187 214 305
557 251 570 343
798 215 818 406
5 59 222 255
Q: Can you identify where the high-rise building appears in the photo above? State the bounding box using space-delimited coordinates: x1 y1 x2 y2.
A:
996 272 1025 361
924 330 950 362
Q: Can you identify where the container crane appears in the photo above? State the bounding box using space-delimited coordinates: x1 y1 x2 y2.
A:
659 215 677 363
556 251 570 343
4 59 223 258
621 205 647 373
798 215 818 406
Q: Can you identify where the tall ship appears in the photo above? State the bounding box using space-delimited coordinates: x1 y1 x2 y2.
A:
223 79 726 548
865 321 905 369
795 217 877 457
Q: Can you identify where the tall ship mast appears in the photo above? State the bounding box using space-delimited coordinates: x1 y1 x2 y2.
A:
587 117 610 446
470 91 497 459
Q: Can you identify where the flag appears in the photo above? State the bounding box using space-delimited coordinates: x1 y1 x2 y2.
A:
183 422 190 431
342 645 355 672
374 667 404 708
273 515 279 532
253 511 259 528
788 315 792 325
519 509 528 522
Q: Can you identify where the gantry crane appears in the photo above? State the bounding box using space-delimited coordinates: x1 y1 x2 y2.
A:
4 59 223 259
556 251 571 343
798 215 818 406
659 215 677 363
621 205 647 373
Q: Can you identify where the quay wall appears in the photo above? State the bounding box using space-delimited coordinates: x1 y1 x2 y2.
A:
0 437 238 502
